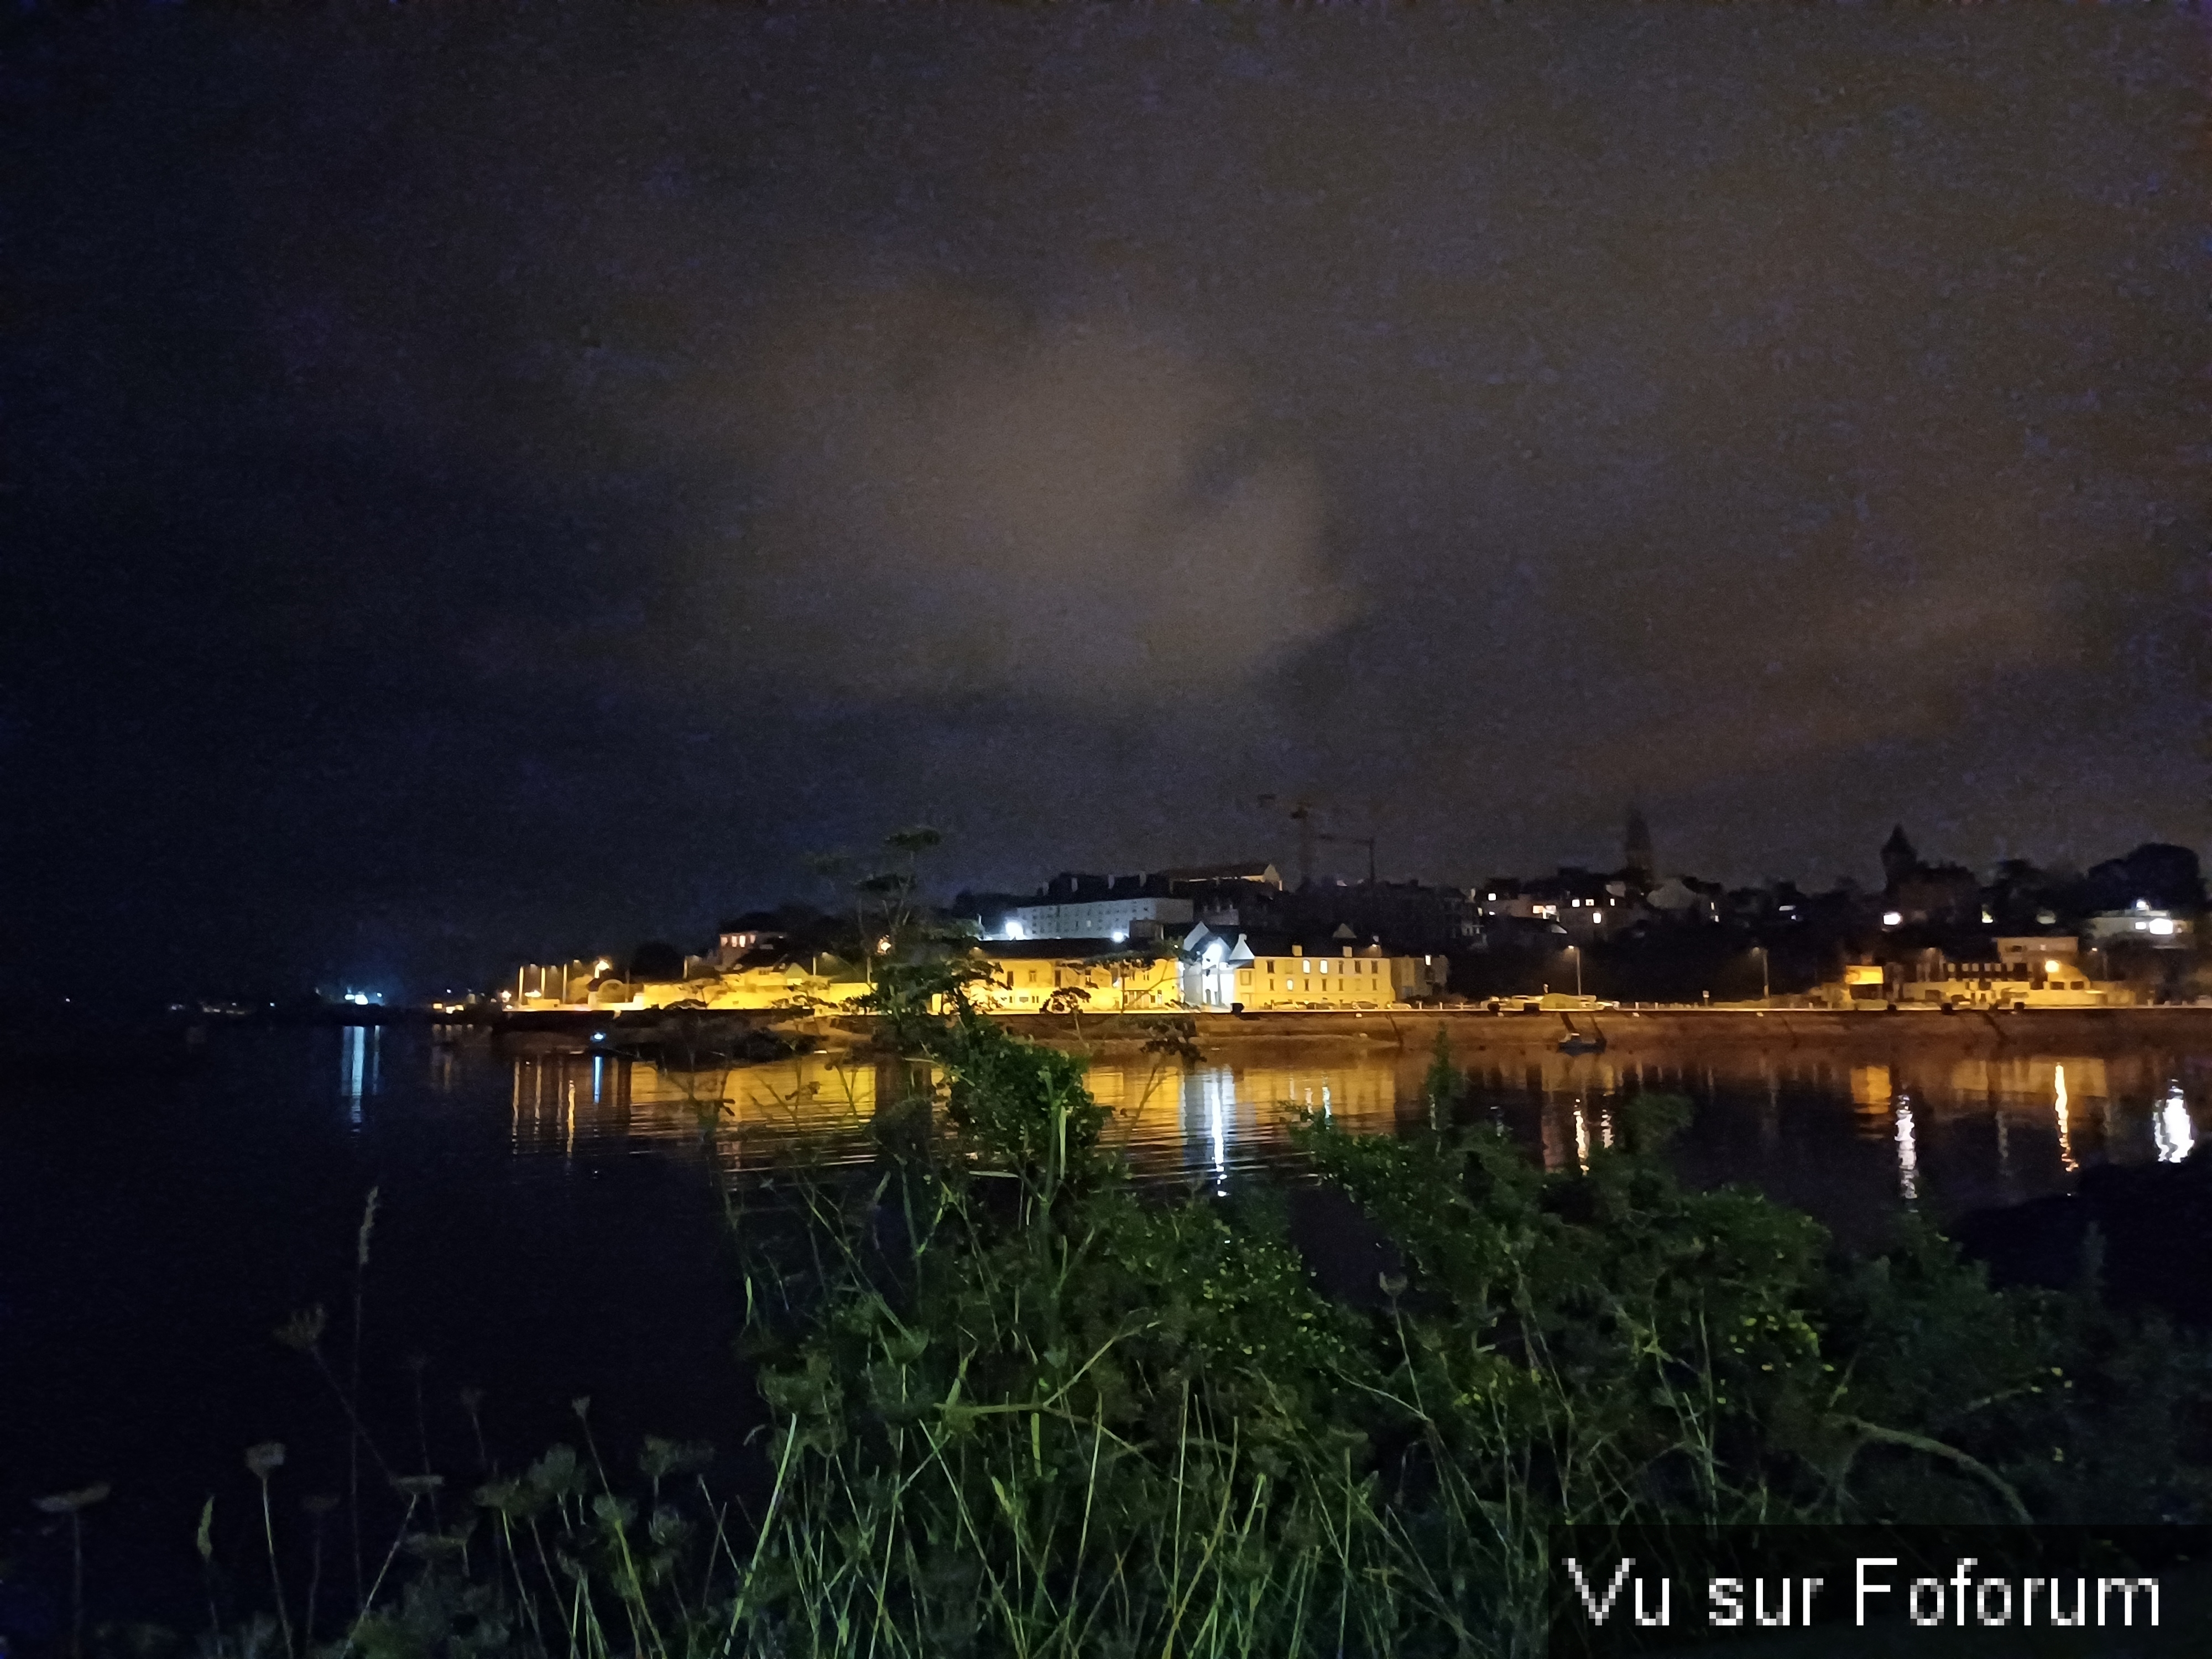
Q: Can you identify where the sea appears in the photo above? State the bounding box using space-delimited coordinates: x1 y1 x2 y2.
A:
3 1022 2207 1629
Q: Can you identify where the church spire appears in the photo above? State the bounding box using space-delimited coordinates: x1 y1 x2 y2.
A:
1881 824 1918 890
1624 804 1655 885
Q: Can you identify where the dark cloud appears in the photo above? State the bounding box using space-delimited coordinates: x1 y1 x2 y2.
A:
724 286 1349 702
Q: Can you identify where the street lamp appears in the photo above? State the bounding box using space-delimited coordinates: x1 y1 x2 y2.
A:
1568 944 1582 999
1754 945 1770 1003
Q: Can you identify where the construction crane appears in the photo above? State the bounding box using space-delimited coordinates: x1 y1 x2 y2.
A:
1320 830 1378 887
1257 795 1377 887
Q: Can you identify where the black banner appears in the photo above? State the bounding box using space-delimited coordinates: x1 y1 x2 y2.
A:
1548 1527 2212 1657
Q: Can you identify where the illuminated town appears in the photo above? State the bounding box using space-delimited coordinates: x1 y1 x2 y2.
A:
498 821 2197 1021
8 1 2206 1645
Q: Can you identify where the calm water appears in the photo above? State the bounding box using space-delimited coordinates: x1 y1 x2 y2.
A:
4 1025 2210 1625
580 1033 2211 1236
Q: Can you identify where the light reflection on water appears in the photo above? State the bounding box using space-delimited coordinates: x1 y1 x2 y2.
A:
460 1037 2212 1237
339 1024 379 1120
1895 1095 1919 1204
2054 1063 2077 1174
2157 1083 2196 1164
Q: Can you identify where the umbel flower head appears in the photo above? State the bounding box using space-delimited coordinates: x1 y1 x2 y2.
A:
274 1305 328 1352
244 1442 286 1480
34 1484 110 1515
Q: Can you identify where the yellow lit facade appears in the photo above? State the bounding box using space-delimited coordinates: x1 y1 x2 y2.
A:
963 946 1184 1013
954 928 1444 1014
1816 937 2133 1010
635 966 873 1012
1179 924 1445 1011
514 924 1447 1019
1227 945 1421 1010
512 959 871 1012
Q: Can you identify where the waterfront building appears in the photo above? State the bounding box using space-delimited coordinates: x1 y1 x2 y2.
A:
712 916 790 968
964 939 1183 1012
1818 938 2132 1010
1154 862 1286 930
950 926 1446 1014
2086 902 2194 946
1154 862 1285 892
635 960 871 1011
1644 875 1724 923
1481 868 1636 938
512 951 870 1013
994 893 1193 943
513 959 614 1008
1177 922 1447 1011
1877 824 1983 925
984 863 1282 939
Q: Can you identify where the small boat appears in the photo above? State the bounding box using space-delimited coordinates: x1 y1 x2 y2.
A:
1557 1030 1607 1056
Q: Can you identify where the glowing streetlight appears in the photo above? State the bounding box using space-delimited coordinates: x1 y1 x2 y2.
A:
1753 945 1770 1002
1567 943 1582 999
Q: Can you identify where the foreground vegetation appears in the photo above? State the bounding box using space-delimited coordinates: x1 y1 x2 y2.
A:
39 973 2212 1656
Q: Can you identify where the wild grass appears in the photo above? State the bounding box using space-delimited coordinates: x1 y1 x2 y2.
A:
35 975 2212 1657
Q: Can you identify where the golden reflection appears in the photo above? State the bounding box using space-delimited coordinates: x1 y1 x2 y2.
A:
1949 1057 2109 1104
2054 1063 2075 1174
1540 1102 1570 1172
1849 1065 1892 1109
486 1038 2201 1190
1849 1065 1893 1155
504 1052 639 1156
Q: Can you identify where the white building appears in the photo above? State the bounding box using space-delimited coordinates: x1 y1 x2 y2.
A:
995 894 1194 943
2085 902 2194 947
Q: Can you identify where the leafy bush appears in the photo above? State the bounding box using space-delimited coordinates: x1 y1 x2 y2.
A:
719 973 2211 1656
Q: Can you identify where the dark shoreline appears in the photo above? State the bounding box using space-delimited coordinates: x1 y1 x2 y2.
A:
482 1001 2212 1055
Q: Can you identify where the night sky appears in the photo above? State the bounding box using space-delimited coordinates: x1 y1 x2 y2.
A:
7 5 2206 1000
